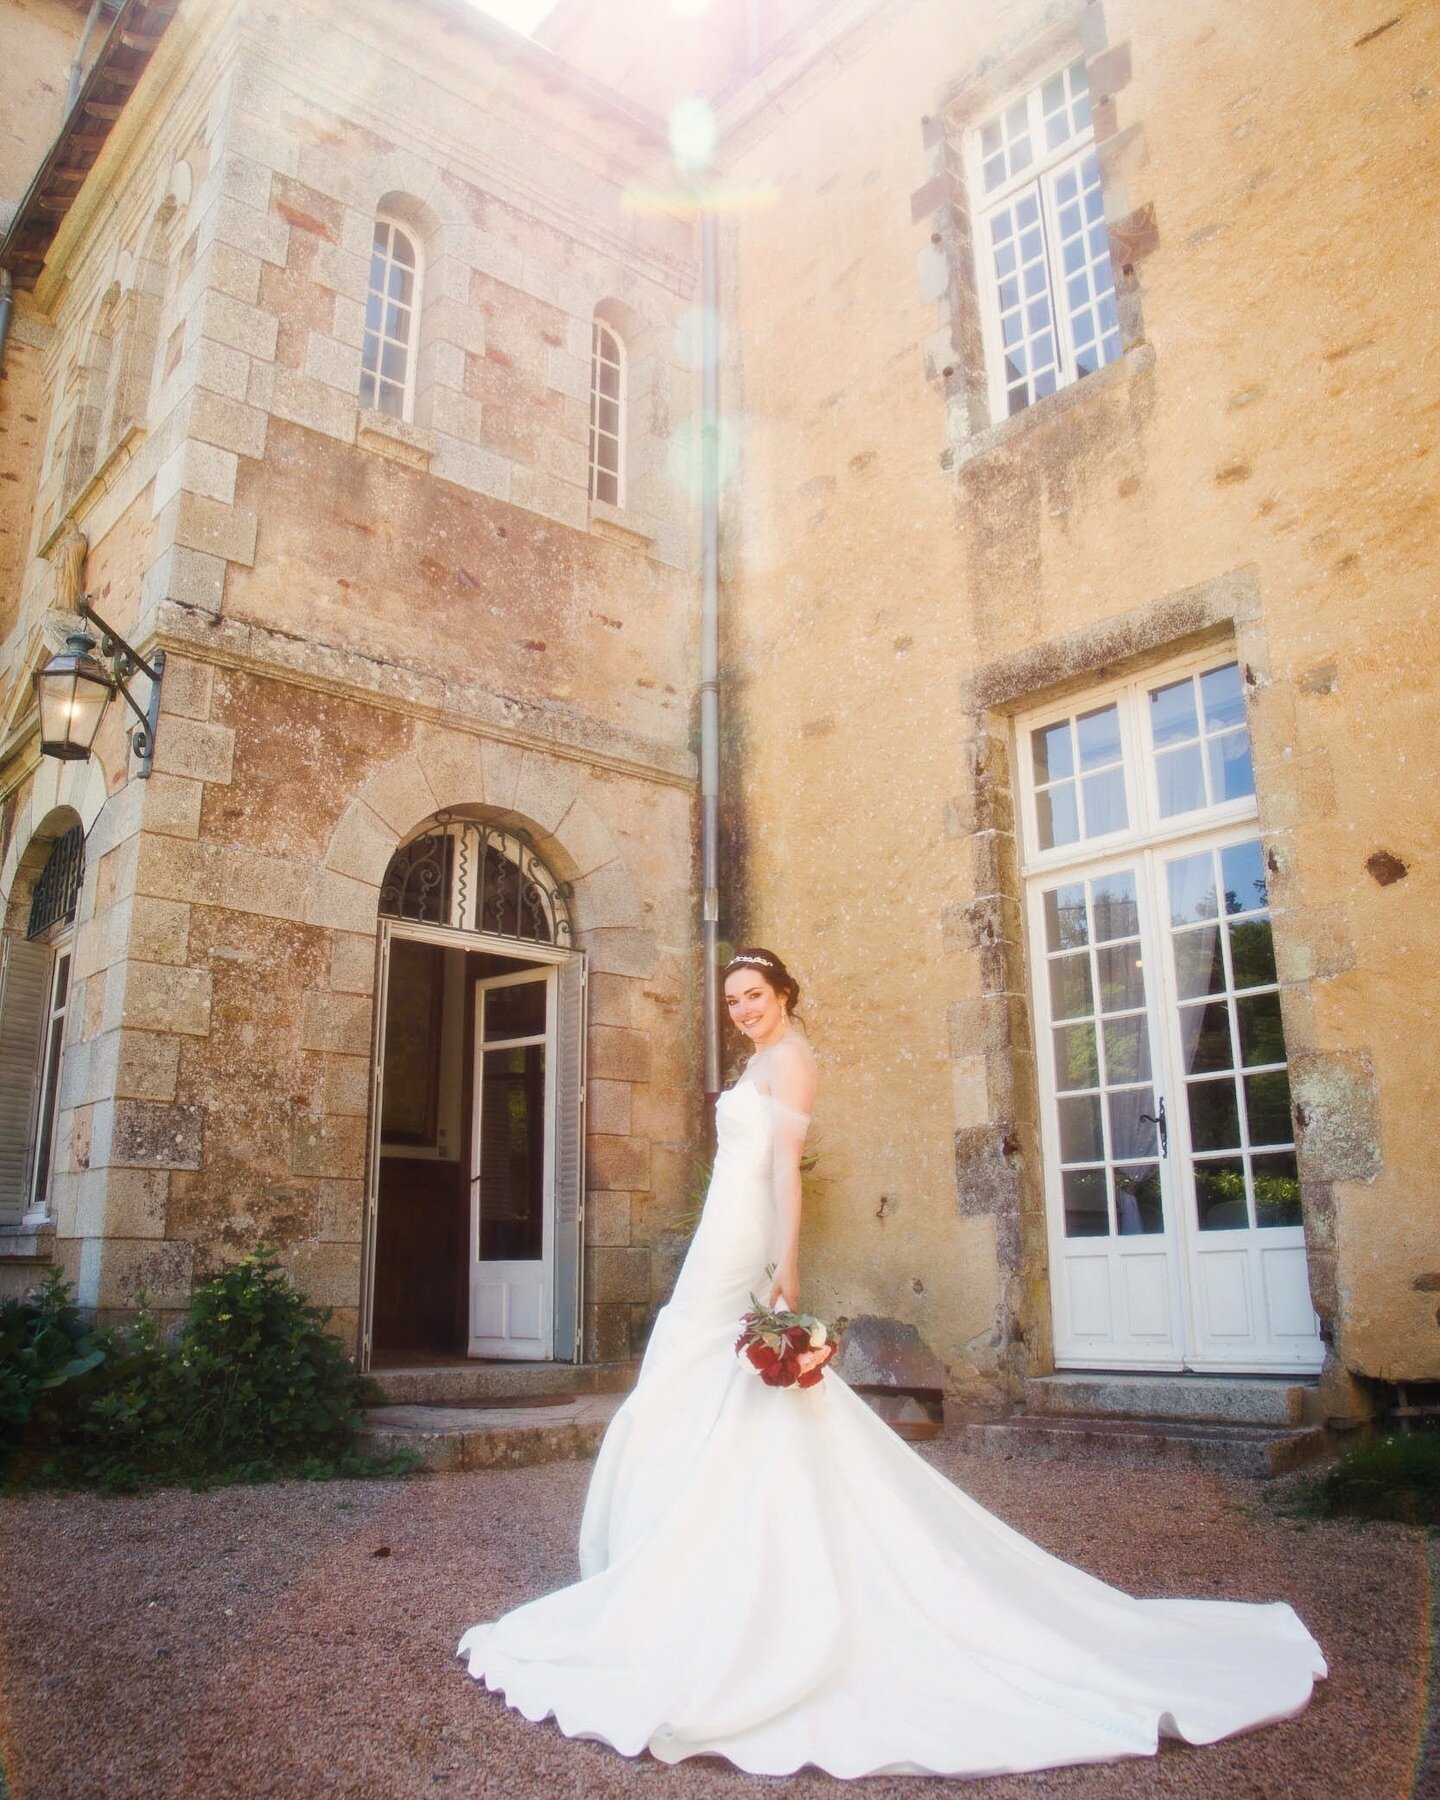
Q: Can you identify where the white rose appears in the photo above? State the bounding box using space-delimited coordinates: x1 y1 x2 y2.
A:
809 1323 827 1349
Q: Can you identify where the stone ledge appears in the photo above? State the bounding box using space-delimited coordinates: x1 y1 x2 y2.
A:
356 408 435 472
0 1224 56 1260
588 498 657 548
945 344 1155 476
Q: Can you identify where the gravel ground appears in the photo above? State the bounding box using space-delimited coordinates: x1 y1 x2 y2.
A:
0 1439 1433 1800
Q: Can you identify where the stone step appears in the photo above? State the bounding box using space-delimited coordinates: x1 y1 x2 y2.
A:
1022 1373 1318 1428
359 1392 626 1473
960 1413 1328 1480
364 1357 641 1408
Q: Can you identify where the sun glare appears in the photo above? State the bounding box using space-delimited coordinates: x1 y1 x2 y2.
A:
468 0 558 34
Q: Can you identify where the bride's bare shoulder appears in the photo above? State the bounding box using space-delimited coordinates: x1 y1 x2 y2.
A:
766 1032 817 1112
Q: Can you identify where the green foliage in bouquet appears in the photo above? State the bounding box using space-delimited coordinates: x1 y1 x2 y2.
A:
736 1275 848 1389
3 1249 413 1494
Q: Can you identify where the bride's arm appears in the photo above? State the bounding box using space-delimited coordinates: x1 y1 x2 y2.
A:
764 1039 816 1311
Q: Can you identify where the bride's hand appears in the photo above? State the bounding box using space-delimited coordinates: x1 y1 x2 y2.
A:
766 1264 800 1312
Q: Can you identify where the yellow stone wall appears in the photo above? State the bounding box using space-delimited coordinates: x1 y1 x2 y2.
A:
716 0 1439 1392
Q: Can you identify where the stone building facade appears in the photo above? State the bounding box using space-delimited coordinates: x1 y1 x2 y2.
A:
1 0 1436 1408
0 0 702 1364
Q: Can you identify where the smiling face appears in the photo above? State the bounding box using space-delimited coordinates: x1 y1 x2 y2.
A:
724 965 788 1048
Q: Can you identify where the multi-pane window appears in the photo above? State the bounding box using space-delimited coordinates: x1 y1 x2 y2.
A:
1026 657 1257 859
588 321 624 507
970 57 1122 419
1149 664 1254 817
1042 868 1162 1239
360 219 420 419
1165 839 1298 1231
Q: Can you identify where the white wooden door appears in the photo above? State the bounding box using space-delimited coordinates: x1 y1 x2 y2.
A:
470 967 556 1359
1033 857 1187 1367
1156 831 1321 1372
1022 652 1322 1375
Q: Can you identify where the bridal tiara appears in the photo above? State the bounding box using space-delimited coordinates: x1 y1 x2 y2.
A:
725 953 777 971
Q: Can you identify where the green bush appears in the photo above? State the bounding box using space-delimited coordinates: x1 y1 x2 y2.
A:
4 1249 410 1494
1291 1430 1440 1527
0 1268 107 1441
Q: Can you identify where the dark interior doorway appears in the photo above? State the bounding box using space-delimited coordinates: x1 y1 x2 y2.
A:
372 940 532 1360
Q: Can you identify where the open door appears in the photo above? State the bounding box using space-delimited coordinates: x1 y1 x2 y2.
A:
470 967 556 1358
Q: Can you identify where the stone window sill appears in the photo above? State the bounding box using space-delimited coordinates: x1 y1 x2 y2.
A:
0 1220 56 1259
944 343 1155 475
356 408 435 473
588 497 657 549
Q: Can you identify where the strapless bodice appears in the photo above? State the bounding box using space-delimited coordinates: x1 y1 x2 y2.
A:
714 1079 777 1182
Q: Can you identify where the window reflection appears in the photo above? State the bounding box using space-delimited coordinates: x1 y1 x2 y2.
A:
1114 1163 1163 1234
1063 1167 1109 1236
1195 1158 1248 1230
1150 662 1255 817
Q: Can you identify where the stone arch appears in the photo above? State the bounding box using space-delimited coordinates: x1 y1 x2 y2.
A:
0 756 109 931
2 804 84 937
372 187 446 248
312 738 646 948
95 198 176 454
55 282 123 507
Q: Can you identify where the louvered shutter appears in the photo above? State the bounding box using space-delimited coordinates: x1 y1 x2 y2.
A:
551 952 587 1362
0 937 51 1222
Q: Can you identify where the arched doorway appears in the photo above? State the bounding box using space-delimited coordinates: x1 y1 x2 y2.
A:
360 816 586 1369
0 817 85 1230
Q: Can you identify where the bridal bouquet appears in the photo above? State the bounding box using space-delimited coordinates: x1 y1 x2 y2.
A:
735 1295 844 1390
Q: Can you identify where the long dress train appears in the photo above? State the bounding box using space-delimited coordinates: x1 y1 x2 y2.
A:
457 1079 1325 1780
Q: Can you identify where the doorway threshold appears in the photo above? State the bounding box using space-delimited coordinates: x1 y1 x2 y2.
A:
366 1356 641 1409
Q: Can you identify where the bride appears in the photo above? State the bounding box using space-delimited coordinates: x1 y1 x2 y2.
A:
458 948 1325 1779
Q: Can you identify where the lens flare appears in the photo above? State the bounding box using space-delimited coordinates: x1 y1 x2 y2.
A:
669 96 717 171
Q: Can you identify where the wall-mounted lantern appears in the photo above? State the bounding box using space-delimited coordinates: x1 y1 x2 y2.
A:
34 599 165 779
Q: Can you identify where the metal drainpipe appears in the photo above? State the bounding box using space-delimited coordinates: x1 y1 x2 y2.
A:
66 0 112 114
0 271 12 375
700 208 722 1103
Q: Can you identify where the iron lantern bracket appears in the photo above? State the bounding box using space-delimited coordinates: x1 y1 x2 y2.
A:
77 597 165 779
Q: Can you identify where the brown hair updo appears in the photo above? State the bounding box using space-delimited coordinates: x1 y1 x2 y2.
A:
723 947 801 1019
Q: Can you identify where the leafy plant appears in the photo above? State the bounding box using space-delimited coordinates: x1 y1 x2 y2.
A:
0 1268 107 1446
1281 1430 1440 1527
4 1251 413 1494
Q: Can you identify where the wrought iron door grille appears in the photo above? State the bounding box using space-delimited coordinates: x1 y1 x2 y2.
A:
379 819 571 946
27 824 85 940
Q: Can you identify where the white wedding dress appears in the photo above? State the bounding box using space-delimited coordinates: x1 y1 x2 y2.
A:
457 1077 1326 1779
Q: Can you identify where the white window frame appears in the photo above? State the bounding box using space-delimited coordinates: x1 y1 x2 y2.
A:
360 217 423 423
964 53 1123 424
588 320 626 508
1016 647 1260 880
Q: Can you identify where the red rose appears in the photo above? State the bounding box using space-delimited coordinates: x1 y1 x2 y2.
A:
784 1325 811 1351
747 1341 780 1373
797 1367 825 1388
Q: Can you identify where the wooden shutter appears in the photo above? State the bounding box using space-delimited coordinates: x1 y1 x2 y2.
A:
0 936 51 1222
551 952 587 1362
356 921 392 1371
